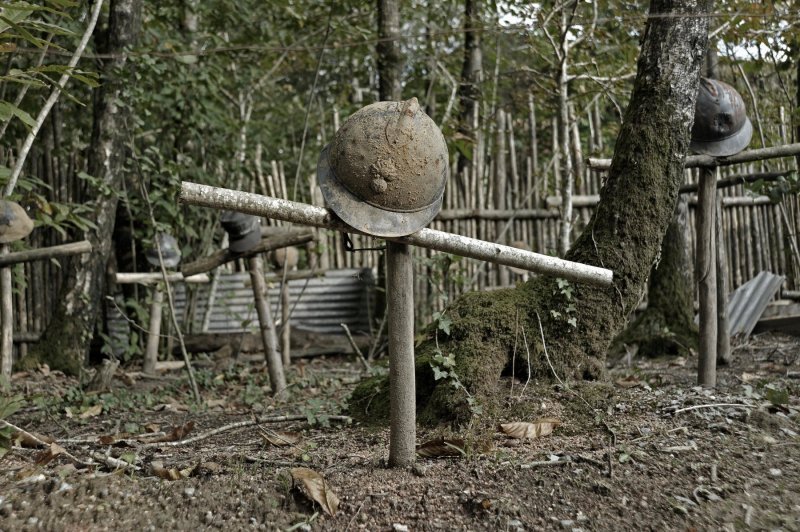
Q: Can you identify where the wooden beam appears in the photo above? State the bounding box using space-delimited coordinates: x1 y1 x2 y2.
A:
180 183 614 288
587 142 800 171
0 241 91 268
181 231 314 277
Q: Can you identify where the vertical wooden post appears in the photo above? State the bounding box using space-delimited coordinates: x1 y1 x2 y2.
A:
0 247 12 378
494 109 510 287
281 282 291 366
387 241 415 467
143 285 164 374
248 254 287 397
697 166 717 387
716 196 731 365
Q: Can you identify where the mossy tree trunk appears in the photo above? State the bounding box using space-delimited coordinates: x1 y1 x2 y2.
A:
26 0 142 375
612 197 698 358
352 0 712 425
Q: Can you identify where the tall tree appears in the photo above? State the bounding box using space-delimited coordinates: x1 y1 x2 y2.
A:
377 0 402 101
454 0 483 204
27 0 143 374
353 0 712 423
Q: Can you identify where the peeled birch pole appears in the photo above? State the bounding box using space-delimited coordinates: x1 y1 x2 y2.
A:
247 255 286 398
697 167 717 387
179 182 613 288
716 196 731 365
143 287 164 375
387 241 415 467
587 142 800 171
0 252 11 377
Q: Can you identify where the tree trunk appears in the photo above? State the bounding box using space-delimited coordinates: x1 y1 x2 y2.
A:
351 0 711 425
377 0 402 101
612 197 698 358
26 0 142 375
455 0 483 203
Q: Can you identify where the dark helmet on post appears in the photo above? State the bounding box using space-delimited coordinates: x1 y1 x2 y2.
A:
316 97 448 238
220 211 261 253
145 233 182 268
690 78 752 157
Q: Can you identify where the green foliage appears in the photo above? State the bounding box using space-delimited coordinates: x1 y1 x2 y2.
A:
429 346 482 416
746 172 800 202
550 278 577 328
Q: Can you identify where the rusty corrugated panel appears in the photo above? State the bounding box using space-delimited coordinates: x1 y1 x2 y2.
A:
727 271 784 338
172 268 375 335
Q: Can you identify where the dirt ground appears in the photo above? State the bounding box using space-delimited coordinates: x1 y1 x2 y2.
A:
1 331 798 532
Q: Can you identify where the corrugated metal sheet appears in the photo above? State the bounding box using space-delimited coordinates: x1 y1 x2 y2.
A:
172 268 375 335
727 271 784 338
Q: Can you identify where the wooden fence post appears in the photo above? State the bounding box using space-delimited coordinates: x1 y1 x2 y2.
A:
697 167 718 387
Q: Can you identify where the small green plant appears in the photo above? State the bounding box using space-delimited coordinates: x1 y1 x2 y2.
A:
0 392 26 459
550 278 577 328
429 347 482 416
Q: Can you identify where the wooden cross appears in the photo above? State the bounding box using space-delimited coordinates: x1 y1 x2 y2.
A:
180 181 613 466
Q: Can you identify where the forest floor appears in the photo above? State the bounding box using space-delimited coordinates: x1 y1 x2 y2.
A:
1 331 799 531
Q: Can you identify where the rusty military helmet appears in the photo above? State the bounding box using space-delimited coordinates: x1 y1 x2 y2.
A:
690 78 752 157
317 97 448 237
0 200 34 244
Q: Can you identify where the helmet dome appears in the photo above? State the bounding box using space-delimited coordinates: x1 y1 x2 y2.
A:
690 78 752 157
317 98 448 237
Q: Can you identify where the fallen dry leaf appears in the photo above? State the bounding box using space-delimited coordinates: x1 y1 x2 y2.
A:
260 430 301 447
151 421 195 443
34 443 66 466
151 460 197 481
205 398 227 409
416 438 466 458
152 402 189 412
291 467 339 516
79 404 103 419
500 418 561 440
616 375 642 388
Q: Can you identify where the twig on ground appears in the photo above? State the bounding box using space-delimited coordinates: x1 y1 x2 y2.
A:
519 322 532 399
535 311 566 390
89 451 141 472
340 323 370 371
368 310 388 361
345 498 368 531
510 309 519 398
139 414 352 448
667 403 756 416
0 420 90 467
520 459 570 469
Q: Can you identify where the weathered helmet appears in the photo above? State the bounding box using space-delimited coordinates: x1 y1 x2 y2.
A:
145 233 181 268
317 97 448 237
0 200 34 244
690 78 752 157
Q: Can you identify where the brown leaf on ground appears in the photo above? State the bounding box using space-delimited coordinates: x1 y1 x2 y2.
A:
290 467 339 516
205 398 227 409
34 443 66 466
500 418 561 440
79 404 103 419
616 375 643 388
99 434 119 445
152 402 189 412
151 421 195 443
144 423 160 433
151 460 197 481
260 430 301 447
416 438 466 458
